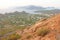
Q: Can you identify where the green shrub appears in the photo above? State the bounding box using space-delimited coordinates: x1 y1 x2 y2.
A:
37 28 50 37
8 33 21 40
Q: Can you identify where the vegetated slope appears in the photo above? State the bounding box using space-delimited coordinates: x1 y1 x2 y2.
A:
0 11 51 37
17 14 60 40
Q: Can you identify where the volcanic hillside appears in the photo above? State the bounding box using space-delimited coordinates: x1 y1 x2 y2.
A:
17 14 60 40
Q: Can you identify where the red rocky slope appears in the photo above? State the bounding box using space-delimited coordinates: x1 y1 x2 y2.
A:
17 14 60 40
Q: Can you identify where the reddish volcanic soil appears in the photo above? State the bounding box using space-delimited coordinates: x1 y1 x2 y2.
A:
17 14 60 40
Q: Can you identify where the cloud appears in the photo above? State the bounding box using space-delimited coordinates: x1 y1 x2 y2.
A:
0 0 60 9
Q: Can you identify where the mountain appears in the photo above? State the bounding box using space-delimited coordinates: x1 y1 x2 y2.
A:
16 14 60 40
0 11 52 39
0 5 58 14
35 9 60 14
45 7 55 10
14 5 45 10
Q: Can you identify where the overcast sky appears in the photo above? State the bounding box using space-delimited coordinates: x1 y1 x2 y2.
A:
0 0 60 9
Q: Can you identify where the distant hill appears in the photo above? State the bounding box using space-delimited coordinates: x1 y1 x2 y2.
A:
0 11 52 37
0 5 59 14
35 9 60 14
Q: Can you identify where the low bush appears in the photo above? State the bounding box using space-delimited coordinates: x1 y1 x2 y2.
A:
8 33 21 40
37 28 50 37
27 35 32 39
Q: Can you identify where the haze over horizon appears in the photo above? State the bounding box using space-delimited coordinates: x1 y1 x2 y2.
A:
0 0 60 9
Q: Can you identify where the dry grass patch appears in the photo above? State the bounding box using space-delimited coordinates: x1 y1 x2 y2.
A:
37 27 50 37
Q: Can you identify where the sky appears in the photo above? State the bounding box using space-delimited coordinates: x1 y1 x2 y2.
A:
0 0 60 9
